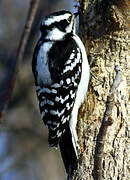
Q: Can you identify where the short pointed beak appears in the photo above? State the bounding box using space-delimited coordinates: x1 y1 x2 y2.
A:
71 12 79 31
72 14 75 22
71 15 75 31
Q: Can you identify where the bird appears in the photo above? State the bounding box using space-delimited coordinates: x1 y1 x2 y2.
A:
32 10 89 177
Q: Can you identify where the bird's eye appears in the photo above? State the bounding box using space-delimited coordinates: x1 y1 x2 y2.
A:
57 20 68 31
67 16 72 23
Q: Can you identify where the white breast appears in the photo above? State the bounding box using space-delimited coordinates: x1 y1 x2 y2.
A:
36 42 53 85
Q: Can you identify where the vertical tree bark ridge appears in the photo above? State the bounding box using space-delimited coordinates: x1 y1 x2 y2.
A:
74 0 130 179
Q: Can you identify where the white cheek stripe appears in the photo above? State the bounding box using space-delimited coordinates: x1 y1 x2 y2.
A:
46 28 65 41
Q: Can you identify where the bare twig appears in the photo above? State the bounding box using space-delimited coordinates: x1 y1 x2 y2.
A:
0 0 39 123
93 65 122 180
16 0 39 63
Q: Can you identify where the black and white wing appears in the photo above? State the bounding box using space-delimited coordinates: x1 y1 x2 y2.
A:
33 37 82 146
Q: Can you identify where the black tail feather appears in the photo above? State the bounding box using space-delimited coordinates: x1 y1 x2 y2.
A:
59 125 78 178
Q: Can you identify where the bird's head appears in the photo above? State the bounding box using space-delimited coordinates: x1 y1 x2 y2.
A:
40 11 76 41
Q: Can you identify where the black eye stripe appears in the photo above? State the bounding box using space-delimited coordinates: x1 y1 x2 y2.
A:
57 20 69 31
41 19 70 31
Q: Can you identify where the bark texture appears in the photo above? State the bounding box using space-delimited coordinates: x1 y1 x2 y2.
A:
73 0 130 179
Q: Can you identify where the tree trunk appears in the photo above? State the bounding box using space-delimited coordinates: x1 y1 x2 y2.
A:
73 0 130 179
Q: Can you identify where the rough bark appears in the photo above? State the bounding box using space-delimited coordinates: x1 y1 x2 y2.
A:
73 0 130 179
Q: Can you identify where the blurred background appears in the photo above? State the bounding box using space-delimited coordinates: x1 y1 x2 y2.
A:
0 0 76 179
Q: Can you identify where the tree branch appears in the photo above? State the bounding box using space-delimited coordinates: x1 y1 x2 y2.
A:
0 0 39 123
16 0 39 63
93 65 122 180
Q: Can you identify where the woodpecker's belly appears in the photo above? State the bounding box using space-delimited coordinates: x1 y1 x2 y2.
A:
36 42 53 85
